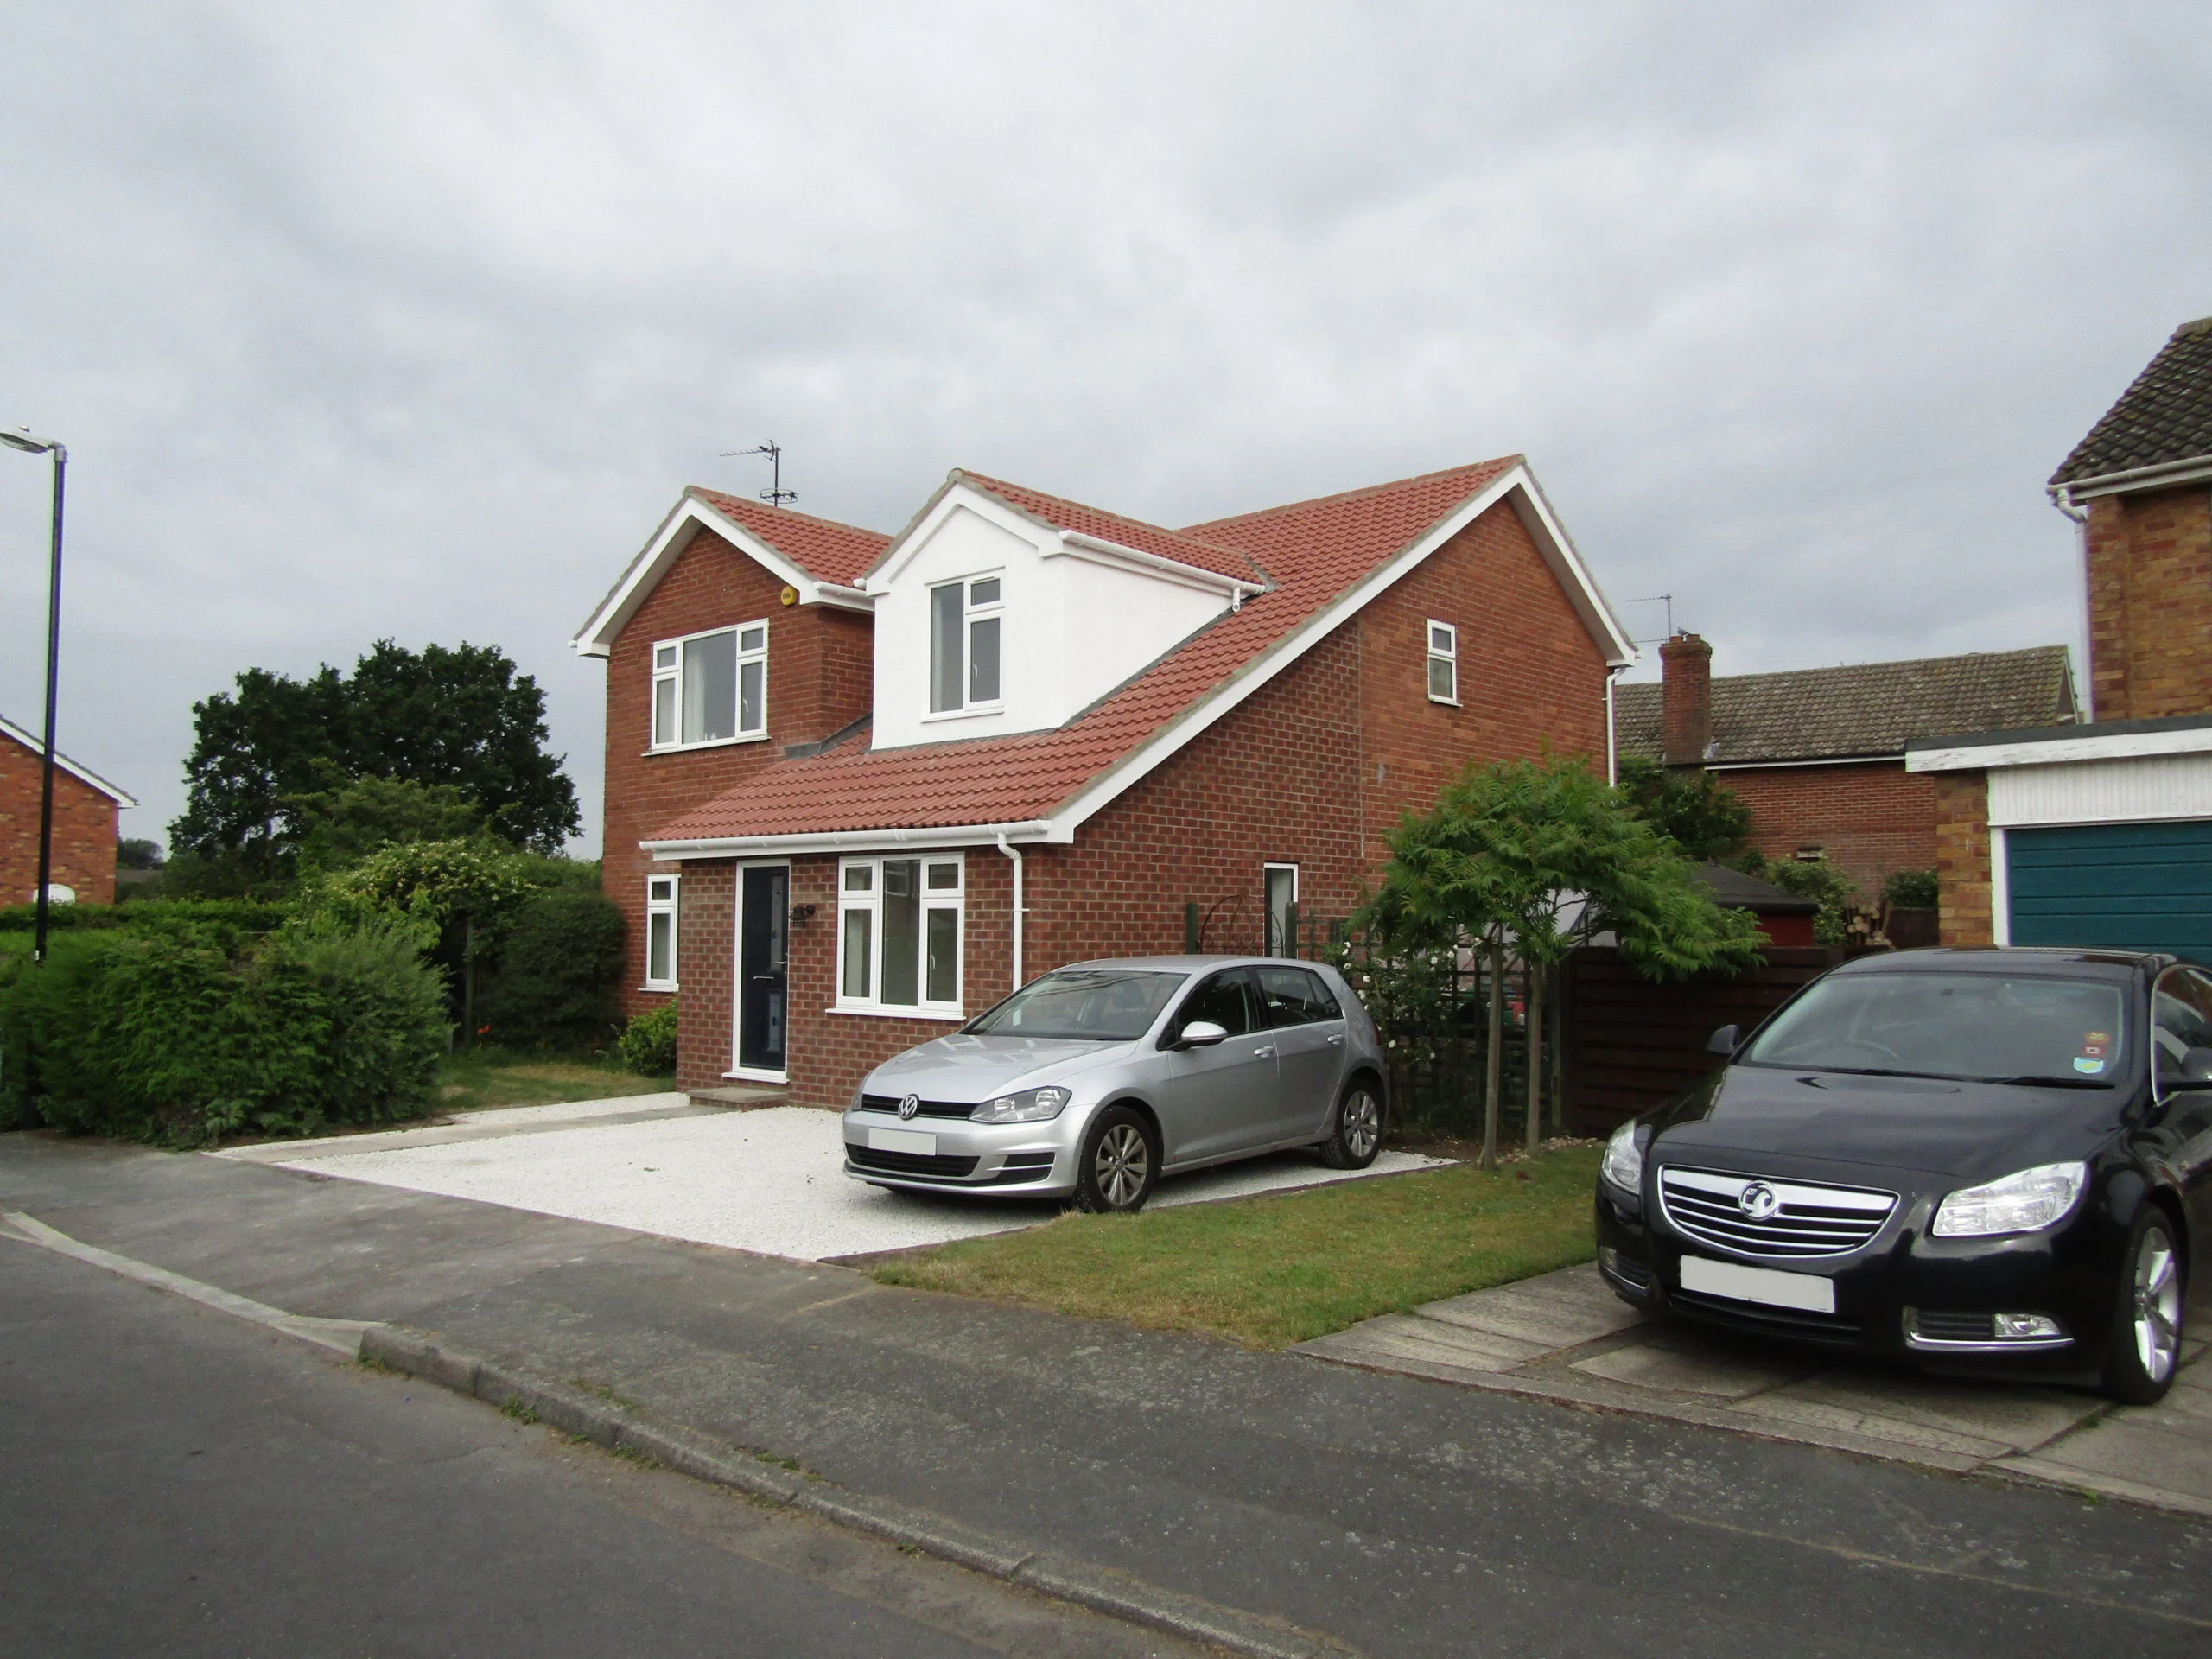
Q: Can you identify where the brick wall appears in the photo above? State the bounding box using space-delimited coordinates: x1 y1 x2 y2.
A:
1720 760 1938 899
0 734 121 906
2084 485 2212 721
601 525 874 1020
664 496 1612 1105
1932 770 1993 947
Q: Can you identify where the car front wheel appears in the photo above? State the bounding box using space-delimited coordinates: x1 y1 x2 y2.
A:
1316 1080 1383 1170
2101 1208 2185 1405
1075 1106 1158 1213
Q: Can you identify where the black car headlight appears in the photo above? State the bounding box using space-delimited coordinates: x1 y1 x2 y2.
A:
970 1086 1071 1125
1931 1161 2088 1237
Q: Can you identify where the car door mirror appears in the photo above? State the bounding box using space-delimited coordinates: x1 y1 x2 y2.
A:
1176 1020 1229 1049
1707 1024 1740 1058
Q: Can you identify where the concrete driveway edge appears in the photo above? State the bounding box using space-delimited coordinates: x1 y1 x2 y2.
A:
359 1324 1356 1659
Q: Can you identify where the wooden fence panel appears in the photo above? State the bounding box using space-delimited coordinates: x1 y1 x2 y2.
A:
1559 946 1847 1137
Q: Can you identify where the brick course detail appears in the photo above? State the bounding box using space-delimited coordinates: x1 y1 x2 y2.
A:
1722 761 1939 899
0 732 122 906
2083 485 2212 721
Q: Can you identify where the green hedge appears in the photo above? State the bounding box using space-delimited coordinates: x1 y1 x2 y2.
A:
476 887 626 1051
0 898 291 936
0 918 448 1144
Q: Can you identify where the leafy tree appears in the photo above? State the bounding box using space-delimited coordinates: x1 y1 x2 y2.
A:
1616 754 1754 861
1359 755 1763 1167
117 839 165 871
170 640 581 880
289 773 487 874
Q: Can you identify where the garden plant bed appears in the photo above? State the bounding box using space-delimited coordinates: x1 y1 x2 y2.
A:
868 1144 1604 1348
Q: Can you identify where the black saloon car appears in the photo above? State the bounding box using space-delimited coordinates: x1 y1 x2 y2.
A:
1595 948 2211 1402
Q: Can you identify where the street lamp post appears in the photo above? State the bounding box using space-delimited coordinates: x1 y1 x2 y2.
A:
2 428 67 969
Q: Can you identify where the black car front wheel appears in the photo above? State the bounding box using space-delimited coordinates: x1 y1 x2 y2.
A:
2101 1208 2185 1405
1317 1080 1383 1170
1075 1106 1158 1214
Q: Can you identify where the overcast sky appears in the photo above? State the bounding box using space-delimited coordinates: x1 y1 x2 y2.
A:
2 3 2205 857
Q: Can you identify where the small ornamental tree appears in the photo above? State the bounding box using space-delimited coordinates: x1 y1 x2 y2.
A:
1359 755 1764 1167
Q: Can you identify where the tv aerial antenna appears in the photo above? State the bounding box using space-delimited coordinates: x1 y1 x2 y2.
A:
1623 593 1675 644
721 440 796 507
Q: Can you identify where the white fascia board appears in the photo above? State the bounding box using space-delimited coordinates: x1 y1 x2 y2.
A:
0 715 137 805
2054 454 2212 503
864 482 1049 591
1052 467 1622 834
569 493 866 658
1505 470 1638 667
1049 531 1264 601
642 819 1058 860
1908 725 2212 772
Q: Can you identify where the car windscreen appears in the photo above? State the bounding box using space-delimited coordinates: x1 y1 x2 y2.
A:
1737 972 2128 1085
965 969 1187 1041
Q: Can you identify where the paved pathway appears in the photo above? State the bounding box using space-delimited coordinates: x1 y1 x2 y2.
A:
1297 1262 2212 1514
218 1097 1441 1262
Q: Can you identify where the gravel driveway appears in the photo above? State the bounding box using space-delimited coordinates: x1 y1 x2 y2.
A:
223 1098 1441 1262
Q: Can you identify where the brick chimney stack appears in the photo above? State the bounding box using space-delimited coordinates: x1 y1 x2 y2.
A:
1660 632 1714 766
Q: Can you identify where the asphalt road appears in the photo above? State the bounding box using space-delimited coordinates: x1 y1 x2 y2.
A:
0 1237 1199 1659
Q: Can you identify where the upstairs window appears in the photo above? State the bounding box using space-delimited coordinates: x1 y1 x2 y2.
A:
929 575 1003 714
1426 620 1459 704
838 855 964 1013
644 874 679 989
652 622 767 747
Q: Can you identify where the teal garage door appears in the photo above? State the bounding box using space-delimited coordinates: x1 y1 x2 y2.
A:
2007 820 2212 957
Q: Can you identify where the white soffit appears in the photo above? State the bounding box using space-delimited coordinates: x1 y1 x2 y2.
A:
570 493 870 658
1909 724 2212 772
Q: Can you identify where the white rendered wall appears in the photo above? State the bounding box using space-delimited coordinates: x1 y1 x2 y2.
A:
869 496 1228 750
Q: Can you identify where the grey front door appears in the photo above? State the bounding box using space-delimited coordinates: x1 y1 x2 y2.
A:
1163 969 1280 1163
738 866 789 1073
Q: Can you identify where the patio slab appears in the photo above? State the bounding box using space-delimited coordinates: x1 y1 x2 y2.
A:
1294 1260 2212 1515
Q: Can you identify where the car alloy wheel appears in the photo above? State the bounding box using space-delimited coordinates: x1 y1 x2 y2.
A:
1076 1105 1158 1213
2102 1210 2185 1404
1319 1082 1382 1170
2133 1224 2183 1384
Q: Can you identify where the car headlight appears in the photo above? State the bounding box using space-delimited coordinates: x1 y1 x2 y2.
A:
1931 1162 2088 1238
1600 1121 1644 1192
969 1086 1071 1124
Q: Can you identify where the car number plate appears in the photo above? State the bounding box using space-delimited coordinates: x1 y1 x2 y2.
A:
868 1128 937 1156
1678 1255 1835 1313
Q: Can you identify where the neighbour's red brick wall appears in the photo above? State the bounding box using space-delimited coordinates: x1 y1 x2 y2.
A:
1355 501 1610 865
601 526 874 1021
0 734 121 906
1720 760 1939 900
2084 486 2212 721
1932 771 1993 947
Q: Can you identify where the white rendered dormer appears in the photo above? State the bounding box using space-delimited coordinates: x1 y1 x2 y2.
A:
863 482 1259 749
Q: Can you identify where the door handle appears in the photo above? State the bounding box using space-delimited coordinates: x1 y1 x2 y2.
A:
1251 1046 1274 1058
1325 1034 1344 1046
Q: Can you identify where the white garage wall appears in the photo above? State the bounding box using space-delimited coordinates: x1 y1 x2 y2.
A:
1987 753 2212 829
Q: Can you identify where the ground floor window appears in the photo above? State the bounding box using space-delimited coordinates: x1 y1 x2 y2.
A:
645 874 679 988
1264 862 1299 956
838 854 963 1012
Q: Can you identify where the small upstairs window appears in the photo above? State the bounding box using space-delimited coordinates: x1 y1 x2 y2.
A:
1426 620 1459 705
930 575 1003 714
652 622 767 747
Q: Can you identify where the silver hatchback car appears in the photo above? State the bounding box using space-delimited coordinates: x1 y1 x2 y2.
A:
842 957 1389 1212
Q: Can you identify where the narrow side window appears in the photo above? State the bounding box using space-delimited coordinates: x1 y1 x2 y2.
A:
1427 620 1459 704
645 874 680 989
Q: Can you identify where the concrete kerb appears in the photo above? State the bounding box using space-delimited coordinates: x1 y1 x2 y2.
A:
360 1326 1351 1659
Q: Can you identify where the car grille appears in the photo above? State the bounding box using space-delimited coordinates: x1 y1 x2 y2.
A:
1657 1166 1897 1260
859 1093 976 1120
845 1145 980 1178
1908 1310 1997 1343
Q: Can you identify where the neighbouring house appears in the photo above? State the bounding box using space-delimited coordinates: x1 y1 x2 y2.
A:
1694 861 1820 946
1612 633 2077 896
0 714 137 907
574 458 1636 1106
1910 315 2212 954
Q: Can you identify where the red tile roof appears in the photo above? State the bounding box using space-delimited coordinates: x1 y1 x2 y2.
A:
690 488 890 587
648 457 1522 845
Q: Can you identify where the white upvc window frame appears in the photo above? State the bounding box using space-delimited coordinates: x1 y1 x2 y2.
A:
650 620 769 751
1264 862 1300 957
1426 620 1459 706
835 853 966 1017
925 572 1005 719
644 873 680 990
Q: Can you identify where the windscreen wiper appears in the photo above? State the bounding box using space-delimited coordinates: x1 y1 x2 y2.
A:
1980 1074 2112 1090
1800 1066 1961 1082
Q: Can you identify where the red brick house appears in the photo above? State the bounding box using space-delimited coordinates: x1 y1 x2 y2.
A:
1911 315 2212 953
1613 634 2076 897
574 458 1636 1107
0 715 136 907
